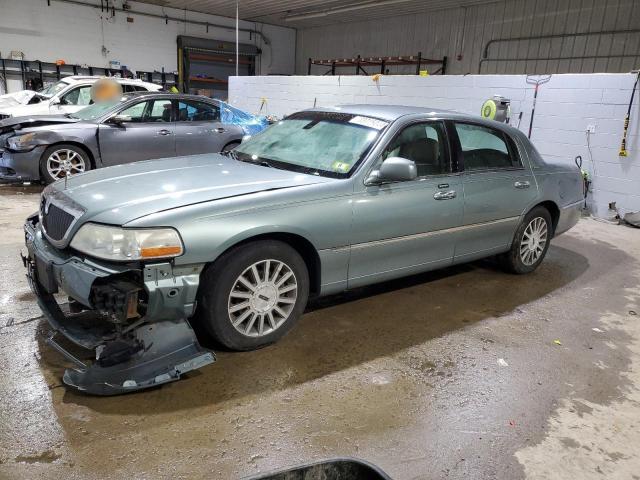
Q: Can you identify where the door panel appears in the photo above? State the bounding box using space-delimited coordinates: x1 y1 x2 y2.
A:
457 170 536 259
453 122 538 259
349 176 463 286
174 99 230 155
348 120 463 287
98 99 175 166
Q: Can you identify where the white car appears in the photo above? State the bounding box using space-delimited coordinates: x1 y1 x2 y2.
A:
0 76 162 119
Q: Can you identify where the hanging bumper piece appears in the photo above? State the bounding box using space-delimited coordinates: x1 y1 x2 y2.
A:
23 251 215 396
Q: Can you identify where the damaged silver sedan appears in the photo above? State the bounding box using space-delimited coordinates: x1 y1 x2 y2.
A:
23 105 583 395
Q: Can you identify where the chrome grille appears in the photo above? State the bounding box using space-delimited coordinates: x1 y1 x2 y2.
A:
42 203 75 241
39 189 85 246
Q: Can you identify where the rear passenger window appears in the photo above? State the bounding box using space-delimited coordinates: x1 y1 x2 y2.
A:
122 84 148 93
177 100 220 122
455 123 521 171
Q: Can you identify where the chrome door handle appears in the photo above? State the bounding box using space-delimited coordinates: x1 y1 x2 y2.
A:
514 181 530 189
434 190 457 200
158 129 172 136
215 127 225 133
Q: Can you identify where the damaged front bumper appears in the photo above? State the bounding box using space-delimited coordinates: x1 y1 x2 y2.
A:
23 214 215 395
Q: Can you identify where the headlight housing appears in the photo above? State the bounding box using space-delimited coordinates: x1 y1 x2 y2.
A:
70 223 184 261
7 132 40 151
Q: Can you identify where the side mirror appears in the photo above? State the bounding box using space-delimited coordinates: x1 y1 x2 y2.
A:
365 157 417 185
108 114 132 124
50 97 61 106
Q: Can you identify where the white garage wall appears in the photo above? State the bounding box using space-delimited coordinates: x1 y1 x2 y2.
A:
0 0 295 92
229 73 640 219
296 0 640 75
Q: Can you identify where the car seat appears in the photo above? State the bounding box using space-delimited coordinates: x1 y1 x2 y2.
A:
397 129 441 176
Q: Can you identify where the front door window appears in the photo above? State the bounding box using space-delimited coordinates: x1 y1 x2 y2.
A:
381 121 450 177
119 99 172 123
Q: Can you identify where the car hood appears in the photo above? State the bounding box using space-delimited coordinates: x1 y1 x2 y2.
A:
0 114 80 133
50 154 334 225
0 90 38 109
0 100 54 118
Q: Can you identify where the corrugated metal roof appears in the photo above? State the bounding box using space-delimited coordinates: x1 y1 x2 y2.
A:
135 0 500 28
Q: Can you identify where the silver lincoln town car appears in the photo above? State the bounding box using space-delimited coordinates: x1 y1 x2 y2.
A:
23 104 583 394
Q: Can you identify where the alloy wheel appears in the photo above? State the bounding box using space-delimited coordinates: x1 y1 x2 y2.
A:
227 259 298 337
47 149 86 180
520 217 548 266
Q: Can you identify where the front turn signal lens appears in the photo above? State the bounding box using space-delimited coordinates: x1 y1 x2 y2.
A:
140 245 183 258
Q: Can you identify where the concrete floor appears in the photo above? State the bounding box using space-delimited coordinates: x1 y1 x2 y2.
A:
1 183 639 480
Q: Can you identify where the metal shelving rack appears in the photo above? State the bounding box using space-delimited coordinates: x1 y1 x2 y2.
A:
0 58 177 93
177 36 261 98
308 53 447 76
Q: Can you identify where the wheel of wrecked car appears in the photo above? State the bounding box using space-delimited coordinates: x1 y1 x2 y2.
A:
501 206 552 274
39 144 91 184
196 240 309 351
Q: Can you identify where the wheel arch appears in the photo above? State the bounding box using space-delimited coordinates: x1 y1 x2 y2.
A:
221 139 241 151
531 200 560 235
209 231 322 297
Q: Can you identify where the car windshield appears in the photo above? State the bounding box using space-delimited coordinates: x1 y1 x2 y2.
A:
37 80 70 97
233 111 389 178
69 97 128 121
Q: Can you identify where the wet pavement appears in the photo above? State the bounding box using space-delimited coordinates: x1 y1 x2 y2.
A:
1 182 639 479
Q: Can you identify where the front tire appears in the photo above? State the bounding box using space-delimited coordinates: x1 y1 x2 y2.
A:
196 240 309 351
501 206 552 274
39 144 91 184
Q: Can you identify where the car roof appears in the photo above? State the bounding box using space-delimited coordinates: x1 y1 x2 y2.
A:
118 92 220 101
60 75 159 87
307 104 455 121
304 103 529 140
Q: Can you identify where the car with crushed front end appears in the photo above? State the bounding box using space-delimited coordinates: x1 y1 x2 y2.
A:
23 104 583 395
0 75 162 119
0 92 249 184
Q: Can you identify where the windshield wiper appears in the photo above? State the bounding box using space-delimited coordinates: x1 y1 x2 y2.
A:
225 150 274 168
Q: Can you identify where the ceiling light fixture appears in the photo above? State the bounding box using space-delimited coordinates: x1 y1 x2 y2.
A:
284 0 416 22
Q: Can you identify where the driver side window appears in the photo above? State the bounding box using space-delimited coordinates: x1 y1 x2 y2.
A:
118 99 172 123
382 122 450 177
60 85 92 106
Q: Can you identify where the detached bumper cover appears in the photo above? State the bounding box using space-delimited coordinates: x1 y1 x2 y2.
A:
23 216 215 395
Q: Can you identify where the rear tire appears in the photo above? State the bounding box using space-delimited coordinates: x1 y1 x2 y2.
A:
39 144 91 184
196 240 309 351
500 206 552 274
222 141 240 152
